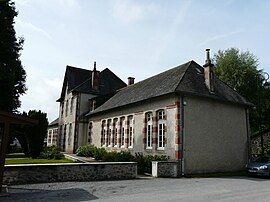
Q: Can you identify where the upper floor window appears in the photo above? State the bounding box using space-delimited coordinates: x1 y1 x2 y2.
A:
146 112 153 148
70 97 74 115
61 103 64 118
65 99 69 117
157 110 165 149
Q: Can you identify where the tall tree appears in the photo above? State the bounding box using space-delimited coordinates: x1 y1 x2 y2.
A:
213 48 270 133
0 0 26 112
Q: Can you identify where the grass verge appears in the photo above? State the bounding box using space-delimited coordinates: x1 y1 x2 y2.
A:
5 157 74 165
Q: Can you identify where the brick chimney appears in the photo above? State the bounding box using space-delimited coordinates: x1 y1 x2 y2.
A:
127 77 135 85
203 49 214 92
91 61 100 91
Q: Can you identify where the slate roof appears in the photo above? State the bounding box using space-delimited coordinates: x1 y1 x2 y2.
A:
49 118 58 126
87 60 251 116
57 66 126 102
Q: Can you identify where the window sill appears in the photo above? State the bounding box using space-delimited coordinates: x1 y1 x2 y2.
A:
114 145 118 148
157 147 165 151
146 147 152 150
128 146 133 149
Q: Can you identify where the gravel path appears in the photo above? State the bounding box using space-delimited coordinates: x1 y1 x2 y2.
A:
1 176 270 201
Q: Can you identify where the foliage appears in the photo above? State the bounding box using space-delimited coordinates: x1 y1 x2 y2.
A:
102 151 135 162
40 146 64 160
92 147 107 160
0 0 27 112
134 152 170 174
22 110 48 158
76 144 96 157
213 48 270 133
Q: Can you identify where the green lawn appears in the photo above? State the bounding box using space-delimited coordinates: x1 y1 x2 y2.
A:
5 157 74 165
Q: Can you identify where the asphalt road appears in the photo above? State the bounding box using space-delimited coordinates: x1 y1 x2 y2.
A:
2 176 270 201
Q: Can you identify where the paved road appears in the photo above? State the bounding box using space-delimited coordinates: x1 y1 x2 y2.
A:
1 176 270 201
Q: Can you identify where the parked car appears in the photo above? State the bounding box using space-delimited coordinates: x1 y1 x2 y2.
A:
247 156 270 177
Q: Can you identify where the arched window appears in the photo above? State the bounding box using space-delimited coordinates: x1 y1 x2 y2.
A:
157 109 165 149
128 116 134 148
146 112 153 149
120 117 125 147
101 120 106 146
107 119 112 146
88 122 92 144
113 118 118 147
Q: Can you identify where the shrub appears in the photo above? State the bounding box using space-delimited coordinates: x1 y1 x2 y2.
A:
134 153 170 174
115 151 134 162
102 151 118 162
76 145 95 157
40 146 64 160
92 147 107 160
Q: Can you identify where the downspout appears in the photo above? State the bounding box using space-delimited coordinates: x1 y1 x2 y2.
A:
180 96 185 176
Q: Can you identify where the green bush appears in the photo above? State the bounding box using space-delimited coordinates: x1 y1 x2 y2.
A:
134 152 170 174
40 146 64 160
102 151 118 161
76 145 95 157
115 151 134 162
92 147 107 160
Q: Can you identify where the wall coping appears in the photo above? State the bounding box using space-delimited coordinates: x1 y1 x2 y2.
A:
5 162 137 167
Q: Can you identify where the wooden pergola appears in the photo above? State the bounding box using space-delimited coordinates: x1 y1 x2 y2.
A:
0 110 38 193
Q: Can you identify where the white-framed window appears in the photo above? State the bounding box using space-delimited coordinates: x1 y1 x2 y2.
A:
88 122 92 144
107 119 112 146
128 116 133 148
120 117 125 147
157 109 165 149
146 112 153 149
68 123 72 145
70 97 74 115
113 118 118 147
65 99 69 117
101 121 106 146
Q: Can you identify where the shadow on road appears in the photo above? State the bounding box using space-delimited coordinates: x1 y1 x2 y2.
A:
0 187 98 201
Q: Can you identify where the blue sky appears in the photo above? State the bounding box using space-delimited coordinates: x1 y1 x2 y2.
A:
14 0 270 122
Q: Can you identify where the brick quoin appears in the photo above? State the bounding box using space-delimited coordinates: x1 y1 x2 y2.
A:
175 150 181 159
175 136 181 144
175 125 181 132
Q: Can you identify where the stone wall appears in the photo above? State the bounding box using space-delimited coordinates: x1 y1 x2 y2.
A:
152 161 181 178
3 162 137 185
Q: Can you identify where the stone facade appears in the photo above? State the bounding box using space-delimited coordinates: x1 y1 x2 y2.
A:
89 95 179 158
152 161 181 177
3 162 137 185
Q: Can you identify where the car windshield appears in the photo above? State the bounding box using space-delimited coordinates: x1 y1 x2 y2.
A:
255 157 270 163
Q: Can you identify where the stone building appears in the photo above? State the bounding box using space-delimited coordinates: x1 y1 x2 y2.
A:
56 62 126 153
47 118 59 146
56 50 251 174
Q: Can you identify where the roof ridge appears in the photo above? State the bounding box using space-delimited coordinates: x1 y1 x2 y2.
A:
173 60 194 92
66 65 91 72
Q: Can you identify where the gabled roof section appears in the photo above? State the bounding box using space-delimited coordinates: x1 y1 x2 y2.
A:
49 118 59 126
88 60 251 115
57 66 126 102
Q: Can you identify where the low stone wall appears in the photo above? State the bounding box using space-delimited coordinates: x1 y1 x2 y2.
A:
152 161 181 178
3 162 137 185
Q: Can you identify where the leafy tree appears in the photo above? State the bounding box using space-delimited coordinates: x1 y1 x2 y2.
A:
24 110 48 158
0 0 26 112
213 48 270 133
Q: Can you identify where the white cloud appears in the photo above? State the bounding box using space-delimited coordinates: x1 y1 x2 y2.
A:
16 19 52 40
198 29 244 47
110 0 159 23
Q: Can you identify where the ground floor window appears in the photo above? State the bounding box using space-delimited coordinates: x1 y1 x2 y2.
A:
158 123 165 148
